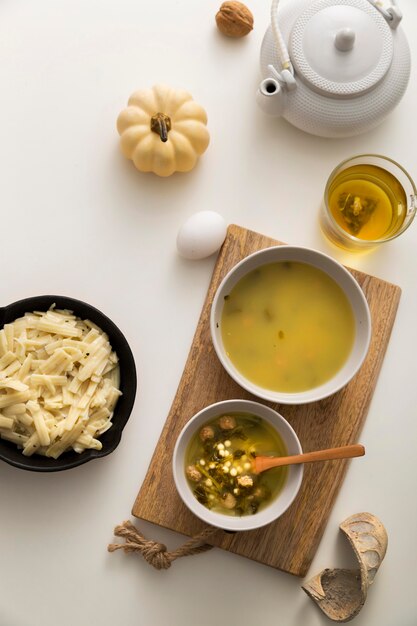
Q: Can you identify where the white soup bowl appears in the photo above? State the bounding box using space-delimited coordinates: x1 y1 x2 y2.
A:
210 246 371 405
173 399 303 532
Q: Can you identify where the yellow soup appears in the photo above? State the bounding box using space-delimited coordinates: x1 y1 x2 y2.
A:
221 262 355 393
185 413 288 517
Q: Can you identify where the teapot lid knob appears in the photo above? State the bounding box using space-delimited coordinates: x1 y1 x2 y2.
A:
335 27 355 51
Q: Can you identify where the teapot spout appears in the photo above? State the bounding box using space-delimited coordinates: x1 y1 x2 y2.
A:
256 77 286 116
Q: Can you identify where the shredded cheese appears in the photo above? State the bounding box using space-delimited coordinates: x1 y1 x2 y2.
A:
0 308 121 458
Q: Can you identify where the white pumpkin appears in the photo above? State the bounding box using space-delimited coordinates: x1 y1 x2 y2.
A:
117 84 210 177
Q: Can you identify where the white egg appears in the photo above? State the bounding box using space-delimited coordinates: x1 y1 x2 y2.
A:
176 211 227 260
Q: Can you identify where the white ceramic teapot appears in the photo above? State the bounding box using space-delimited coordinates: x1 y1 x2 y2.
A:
257 0 410 137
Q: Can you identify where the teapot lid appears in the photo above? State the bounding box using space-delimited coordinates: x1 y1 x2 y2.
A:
289 0 393 97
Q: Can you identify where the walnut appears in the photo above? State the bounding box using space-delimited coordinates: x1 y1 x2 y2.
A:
215 2 254 38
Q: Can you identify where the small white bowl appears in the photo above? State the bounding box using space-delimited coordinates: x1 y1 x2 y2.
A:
172 399 303 532
210 246 371 405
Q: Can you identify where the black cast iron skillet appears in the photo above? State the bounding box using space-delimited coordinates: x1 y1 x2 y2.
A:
0 295 137 472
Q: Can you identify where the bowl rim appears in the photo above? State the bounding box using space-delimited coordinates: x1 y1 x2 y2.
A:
172 399 304 532
210 245 372 404
0 294 137 472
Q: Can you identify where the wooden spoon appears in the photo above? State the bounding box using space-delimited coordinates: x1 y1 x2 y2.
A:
253 444 365 474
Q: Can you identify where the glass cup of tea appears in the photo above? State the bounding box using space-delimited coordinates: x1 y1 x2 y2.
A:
320 154 417 251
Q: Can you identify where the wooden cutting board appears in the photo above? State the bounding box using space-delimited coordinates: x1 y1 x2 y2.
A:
132 224 401 577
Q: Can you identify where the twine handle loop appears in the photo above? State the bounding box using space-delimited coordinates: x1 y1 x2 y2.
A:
108 521 218 570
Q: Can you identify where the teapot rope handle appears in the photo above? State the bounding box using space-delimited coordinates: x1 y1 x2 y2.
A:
270 0 402 76
270 0 292 74
367 0 402 26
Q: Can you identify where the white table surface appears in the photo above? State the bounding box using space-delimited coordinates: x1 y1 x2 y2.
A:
1 1 416 624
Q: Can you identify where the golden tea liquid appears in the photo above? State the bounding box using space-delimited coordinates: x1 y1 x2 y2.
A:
328 164 406 241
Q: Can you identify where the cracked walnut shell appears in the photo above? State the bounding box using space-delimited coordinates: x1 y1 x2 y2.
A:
216 2 253 38
302 513 388 622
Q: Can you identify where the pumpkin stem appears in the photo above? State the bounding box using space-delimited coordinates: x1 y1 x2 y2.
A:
150 113 171 143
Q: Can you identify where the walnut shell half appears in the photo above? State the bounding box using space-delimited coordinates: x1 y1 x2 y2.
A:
302 513 388 622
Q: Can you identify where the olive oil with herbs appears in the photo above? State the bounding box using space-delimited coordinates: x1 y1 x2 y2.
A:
328 164 406 241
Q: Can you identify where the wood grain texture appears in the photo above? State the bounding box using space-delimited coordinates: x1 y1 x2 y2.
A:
132 225 401 577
